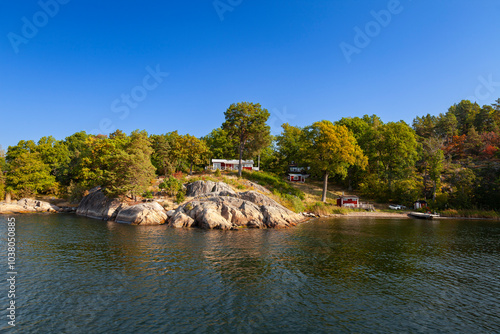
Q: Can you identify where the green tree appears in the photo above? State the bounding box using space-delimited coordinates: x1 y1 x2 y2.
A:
435 112 458 141
105 130 156 199
275 123 304 172
257 138 280 173
0 171 4 201
74 135 116 189
354 115 384 174
375 122 419 191
465 127 482 156
123 130 156 198
150 134 173 176
165 131 185 172
0 145 5 172
0 146 5 200
335 117 371 141
449 167 476 208
475 164 500 210
491 98 500 126
203 128 237 160
301 121 367 202
393 177 422 206
65 131 90 154
36 136 70 179
422 136 445 200
6 140 37 161
449 100 481 135
493 98 500 111
177 134 209 175
61 131 91 187
335 116 374 189
222 102 271 177
6 151 56 197
412 114 437 139
474 105 498 133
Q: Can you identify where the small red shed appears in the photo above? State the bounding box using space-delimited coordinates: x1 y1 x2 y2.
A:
337 195 359 208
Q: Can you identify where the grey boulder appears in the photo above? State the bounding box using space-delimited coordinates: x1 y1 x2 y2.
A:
115 202 168 225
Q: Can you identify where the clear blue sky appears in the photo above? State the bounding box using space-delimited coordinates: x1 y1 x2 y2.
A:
1 0 499 150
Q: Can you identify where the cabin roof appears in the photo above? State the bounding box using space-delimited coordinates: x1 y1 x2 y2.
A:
212 159 254 164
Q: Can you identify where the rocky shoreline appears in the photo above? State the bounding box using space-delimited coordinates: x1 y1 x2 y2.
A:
71 181 307 229
5 181 494 225
2 192 497 223
0 198 76 214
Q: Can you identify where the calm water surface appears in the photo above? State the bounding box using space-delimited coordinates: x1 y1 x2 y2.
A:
0 214 499 333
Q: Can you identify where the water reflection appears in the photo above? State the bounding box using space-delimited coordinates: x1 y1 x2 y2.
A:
0 215 499 333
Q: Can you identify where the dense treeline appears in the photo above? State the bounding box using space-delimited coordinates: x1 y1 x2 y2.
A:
0 102 270 202
0 129 211 202
0 99 499 210
270 98 500 210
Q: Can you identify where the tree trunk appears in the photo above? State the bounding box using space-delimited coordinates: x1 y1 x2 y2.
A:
432 179 437 201
322 172 329 202
238 143 243 178
190 161 193 175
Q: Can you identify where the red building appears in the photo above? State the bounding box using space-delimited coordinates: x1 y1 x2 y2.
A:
414 200 427 209
288 174 308 182
286 163 310 182
337 195 359 208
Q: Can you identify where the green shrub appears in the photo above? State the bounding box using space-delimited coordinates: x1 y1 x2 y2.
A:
142 190 154 199
286 194 305 213
160 176 183 197
222 176 239 187
188 175 218 183
440 209 499 219
305 201 348 215
306 202 328 215
214 168 221 177
176 190 186 203
270 190 305 212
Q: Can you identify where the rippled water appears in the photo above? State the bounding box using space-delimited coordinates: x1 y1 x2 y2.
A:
0 214 499 333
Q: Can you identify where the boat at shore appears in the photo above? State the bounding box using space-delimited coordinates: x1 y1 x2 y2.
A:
408 212 440 220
